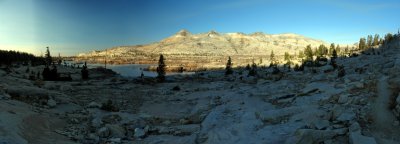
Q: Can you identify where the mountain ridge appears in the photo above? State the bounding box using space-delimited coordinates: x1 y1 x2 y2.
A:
77 29 328 57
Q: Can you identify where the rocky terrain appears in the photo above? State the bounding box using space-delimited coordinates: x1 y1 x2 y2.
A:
1 35 400 144
75 30 332 71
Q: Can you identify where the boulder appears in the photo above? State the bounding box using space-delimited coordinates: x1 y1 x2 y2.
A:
87 102 101 108
106 124 126 138
102 114 122 124
134 128 146 139
354 82 364 89
109 138 121 143
313 120 330 130
47 99 57 108
294 129 346 143
338 95 349 104
336 112 356 122
349 132 377 144
97 127 110 138
349 122 361 133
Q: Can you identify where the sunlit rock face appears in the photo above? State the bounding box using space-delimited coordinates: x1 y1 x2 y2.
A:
77 29 327 57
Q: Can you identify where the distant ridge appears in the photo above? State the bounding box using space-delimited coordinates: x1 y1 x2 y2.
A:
77 29 327 57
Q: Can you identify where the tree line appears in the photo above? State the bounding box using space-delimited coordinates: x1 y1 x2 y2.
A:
0 50 45 66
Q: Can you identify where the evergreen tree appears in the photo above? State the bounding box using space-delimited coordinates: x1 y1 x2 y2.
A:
332 49 337 59
373 34 380 46
284 52 290 62
157 54 166 82
367 35 373 48
45 47 52 66
304 45 313 61
317 45 327 57
359 38 366 50
245 64 251 70
336 44 340 55
329 43 335 56
225 56 233 75
270 50 275 64
385 33 393 43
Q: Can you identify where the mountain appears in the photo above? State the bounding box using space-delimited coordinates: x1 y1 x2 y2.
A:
78 29 326 57
75 30 329 71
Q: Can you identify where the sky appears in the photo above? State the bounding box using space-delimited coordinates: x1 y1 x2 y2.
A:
0 0 399 56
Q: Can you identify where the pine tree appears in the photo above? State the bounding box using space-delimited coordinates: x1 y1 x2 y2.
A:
285 52 292 67
225 56 233 75
373 34 380 46
245 64 251 70
385 33 393 43
336 44 340 55
367 35 373 48
359 38 366 50
157 54 166 82
270 50 275 64
45 47 52 66
304 45 313 61
317 45 327 57
332 49 337 59
329 43 335 56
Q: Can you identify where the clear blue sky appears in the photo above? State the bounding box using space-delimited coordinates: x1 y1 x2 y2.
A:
0 0 399 56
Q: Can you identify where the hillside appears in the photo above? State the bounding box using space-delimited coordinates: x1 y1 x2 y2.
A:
75 30 329 70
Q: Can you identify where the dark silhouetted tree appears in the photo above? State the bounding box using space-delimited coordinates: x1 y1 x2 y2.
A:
45 47 52 66
332 49 337 59
157 54 166 82
248 61 257 77
245 64 251 70
225 56 233 75
270 50 275 64
81 62 89 80
329 43 335 56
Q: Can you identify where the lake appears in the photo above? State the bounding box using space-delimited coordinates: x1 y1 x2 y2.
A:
84 63 194 77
